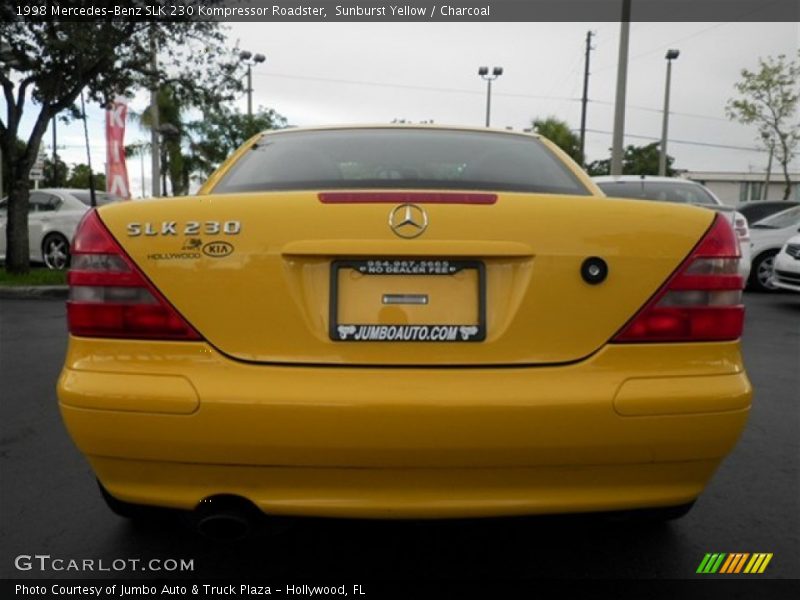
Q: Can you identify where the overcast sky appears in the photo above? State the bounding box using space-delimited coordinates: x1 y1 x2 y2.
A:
17 21 799 198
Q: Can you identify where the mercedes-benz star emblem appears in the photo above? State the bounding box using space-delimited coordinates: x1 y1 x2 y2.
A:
389 204 428 239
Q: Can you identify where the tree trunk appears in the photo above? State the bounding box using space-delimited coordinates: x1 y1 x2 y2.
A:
6 165 32 275
763 144 773 200
3 109 51 274
781 158 791 200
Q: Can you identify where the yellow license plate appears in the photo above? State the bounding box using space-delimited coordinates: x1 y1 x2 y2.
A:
330 259 486 342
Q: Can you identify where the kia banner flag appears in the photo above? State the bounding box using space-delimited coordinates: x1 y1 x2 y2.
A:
106 97 131 199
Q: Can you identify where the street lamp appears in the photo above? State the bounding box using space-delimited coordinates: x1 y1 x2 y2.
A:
478 66 503 127
239 50 266 118
659 49 680 176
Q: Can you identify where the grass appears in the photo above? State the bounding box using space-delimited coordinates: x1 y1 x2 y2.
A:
0 267 67 286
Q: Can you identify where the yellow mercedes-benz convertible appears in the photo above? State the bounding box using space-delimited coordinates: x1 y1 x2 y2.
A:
57 125 751 535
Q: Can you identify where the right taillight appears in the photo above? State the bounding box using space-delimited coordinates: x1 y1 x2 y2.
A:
67 209 202 341
612 214 744 343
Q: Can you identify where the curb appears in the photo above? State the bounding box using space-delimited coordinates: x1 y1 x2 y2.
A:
0 285 68 300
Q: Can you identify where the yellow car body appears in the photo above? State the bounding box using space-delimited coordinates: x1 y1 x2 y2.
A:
57 125 751 519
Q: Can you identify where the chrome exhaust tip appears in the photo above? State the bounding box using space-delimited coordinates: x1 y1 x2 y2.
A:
192 495 260 542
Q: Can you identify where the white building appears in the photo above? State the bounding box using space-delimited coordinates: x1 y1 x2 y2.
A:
683 171 800 206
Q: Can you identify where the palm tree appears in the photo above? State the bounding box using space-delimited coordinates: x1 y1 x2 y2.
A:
129 85 191 196
532 117 582 164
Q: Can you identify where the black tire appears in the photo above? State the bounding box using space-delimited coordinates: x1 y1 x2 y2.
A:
748 251 779 292
97 480 160 520
41 233 71 270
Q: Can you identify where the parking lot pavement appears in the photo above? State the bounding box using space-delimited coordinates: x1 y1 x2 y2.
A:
1 294 797 580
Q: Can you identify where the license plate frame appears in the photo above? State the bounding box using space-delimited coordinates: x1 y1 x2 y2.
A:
329 258 486 342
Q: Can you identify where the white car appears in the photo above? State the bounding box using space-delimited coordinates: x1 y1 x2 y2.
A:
0 188 119 269
592 176 752 281
771 234 800 292
749 205 800 291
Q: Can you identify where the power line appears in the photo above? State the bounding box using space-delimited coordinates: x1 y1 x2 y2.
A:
588 99 731 122
252 71 578 103
544 38 585 101
592 22 733 74
591 0 785 75
583 128 766 152
254 70 734 124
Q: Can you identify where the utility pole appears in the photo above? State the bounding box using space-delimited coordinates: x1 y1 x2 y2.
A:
51 116 57 185
80 91 96 207
579 30 594 166
610 0 631 176
246 63 253 118
149 26 160 198
659 49 680 176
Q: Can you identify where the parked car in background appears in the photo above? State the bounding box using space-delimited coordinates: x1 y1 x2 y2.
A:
0 188 119 269
592 176 751 281
771 234 800 292
737 200 800 225
749 205 800 291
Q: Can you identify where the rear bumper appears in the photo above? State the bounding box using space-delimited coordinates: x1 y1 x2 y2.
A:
58 338 751 517
88 458 720 519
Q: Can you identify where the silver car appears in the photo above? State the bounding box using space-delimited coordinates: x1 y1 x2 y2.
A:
0 188 119 269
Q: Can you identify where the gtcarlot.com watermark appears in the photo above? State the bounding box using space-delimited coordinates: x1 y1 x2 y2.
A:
14 554 194 573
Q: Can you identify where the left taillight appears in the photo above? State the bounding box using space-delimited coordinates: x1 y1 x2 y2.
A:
67 209 202 340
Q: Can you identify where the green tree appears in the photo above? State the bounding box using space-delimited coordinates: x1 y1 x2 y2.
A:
43 155 68 188
131 85 190 196
65 164 106 191
726 52 800 200
587 142 675 177
187 105 288 182
532 116 582 164
0 4 243 273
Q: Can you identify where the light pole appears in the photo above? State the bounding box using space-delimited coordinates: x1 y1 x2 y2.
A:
149 25 160 198
478 66 503 127
610 0 631 176
659 49 680 176
239 51 266 118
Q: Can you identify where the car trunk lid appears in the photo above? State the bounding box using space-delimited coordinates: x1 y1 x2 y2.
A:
96 191 715 366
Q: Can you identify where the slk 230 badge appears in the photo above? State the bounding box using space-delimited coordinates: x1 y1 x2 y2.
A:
127 221 241 236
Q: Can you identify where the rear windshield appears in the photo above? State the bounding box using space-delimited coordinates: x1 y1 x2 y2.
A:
211 128 590 196
597 181 719 205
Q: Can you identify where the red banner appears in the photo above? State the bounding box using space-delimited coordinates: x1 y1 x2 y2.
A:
105 97 131 199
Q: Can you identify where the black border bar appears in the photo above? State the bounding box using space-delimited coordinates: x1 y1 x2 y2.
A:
4 0 799 23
